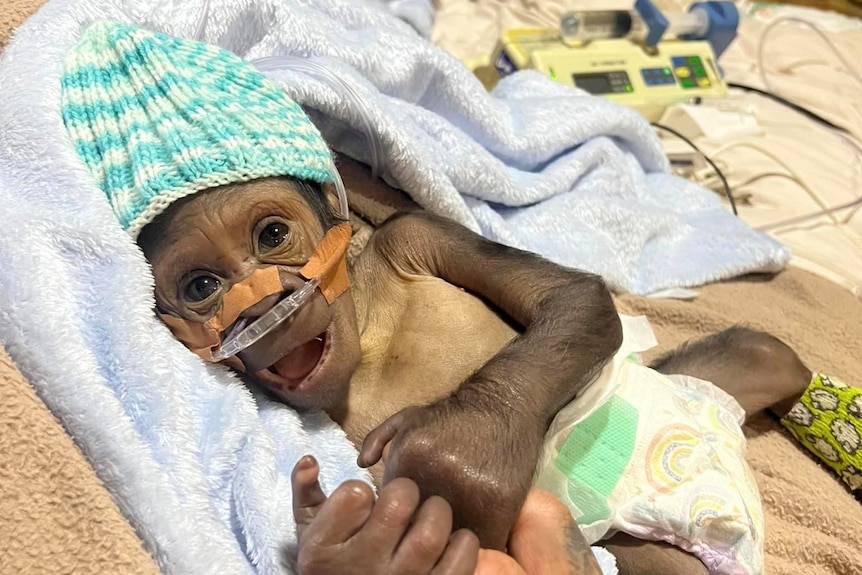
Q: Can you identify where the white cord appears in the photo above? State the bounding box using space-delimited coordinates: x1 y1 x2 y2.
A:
732 170 809 192
710 140 837 219
752 109 862 221
757 16 862 92
757 196 862 242
194 0 211 41
712 136 861 211
710 141 862 244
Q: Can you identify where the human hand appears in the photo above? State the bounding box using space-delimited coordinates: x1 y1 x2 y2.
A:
475 488 604 575
358 400 544 551
290 455 480 575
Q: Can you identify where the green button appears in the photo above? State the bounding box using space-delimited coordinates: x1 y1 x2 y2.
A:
693 66 706 77
663 68 672 75
689 56 701 65
625 84 633 92
680 78 696 89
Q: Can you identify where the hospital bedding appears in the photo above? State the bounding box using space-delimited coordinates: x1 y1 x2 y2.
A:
433 0 862 298
1 2 861 575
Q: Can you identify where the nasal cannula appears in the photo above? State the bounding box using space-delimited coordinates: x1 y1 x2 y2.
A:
210 54 385 361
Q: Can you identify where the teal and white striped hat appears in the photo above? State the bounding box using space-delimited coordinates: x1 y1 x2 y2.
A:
61 21 336 239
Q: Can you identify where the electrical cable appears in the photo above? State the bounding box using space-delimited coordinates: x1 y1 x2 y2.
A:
723 83 862 226
710 141 837 219
726 82 847 133
709 141 862 242
725 17 862 234
757 196 862 235
746 16 862 163
650 122 738 215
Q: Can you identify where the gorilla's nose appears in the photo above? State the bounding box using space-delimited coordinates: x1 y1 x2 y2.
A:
237 268 305 318
240 292 286 318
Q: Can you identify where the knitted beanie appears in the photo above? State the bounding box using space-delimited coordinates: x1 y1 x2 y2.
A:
61 21 336 239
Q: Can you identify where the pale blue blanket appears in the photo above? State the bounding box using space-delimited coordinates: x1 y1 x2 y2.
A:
0 0 785 573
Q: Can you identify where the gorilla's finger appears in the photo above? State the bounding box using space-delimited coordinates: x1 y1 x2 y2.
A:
357 410 405 467
291 455 327 541
301 479 376 545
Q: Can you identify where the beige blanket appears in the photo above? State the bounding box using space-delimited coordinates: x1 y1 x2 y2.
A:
2 4 861 575
0 346 160 574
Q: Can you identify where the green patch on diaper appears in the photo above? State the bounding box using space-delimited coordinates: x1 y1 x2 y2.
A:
554 396 638 525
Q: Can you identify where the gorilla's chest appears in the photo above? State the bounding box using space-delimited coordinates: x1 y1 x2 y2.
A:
341 276 517 445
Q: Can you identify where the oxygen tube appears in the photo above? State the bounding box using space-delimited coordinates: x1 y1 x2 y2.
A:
251 55 386 180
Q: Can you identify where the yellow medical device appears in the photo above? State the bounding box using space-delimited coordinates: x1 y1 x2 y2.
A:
468 2 739 121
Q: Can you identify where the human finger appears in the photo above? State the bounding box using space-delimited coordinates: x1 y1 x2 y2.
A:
509 488 596 574
432 529 480 575
394 495 453 572
473 549 526 575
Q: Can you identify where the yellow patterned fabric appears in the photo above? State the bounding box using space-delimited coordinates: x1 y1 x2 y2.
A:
781 374 862 491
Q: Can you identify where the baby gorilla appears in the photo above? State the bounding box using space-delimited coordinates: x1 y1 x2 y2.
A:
138 173 623 553
64 19 619 571
139 170 812 575
63 21 821 575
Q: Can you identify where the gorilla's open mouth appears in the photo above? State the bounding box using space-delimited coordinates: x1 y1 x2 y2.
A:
264 330 330 389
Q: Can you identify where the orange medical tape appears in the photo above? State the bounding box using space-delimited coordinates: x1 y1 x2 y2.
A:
208 265 283 333
158 222 352 362
299 222 352 304
158 266 282 363
159 313 221 362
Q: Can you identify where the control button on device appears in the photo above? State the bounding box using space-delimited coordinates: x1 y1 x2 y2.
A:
675 67 690 78
681 78 696 89
697 77 711 88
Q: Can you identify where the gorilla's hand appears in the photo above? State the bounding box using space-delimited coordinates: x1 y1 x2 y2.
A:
358 398 543 551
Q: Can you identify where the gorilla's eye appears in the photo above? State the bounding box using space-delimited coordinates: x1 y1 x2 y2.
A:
184 275 221 303
258 222 290 251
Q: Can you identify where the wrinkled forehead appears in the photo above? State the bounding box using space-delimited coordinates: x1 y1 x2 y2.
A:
137 177 317 257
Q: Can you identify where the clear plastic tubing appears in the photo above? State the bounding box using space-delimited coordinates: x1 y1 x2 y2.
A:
250 56 386 180
187 10 379 359
210 159 352 362
212 279 321 361
193 0 210 43
756 195 862 233
210 164 351 361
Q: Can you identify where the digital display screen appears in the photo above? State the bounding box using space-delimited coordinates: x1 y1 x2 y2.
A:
572 73 613 95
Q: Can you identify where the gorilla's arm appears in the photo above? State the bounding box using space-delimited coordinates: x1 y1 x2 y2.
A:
361 211 621 552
